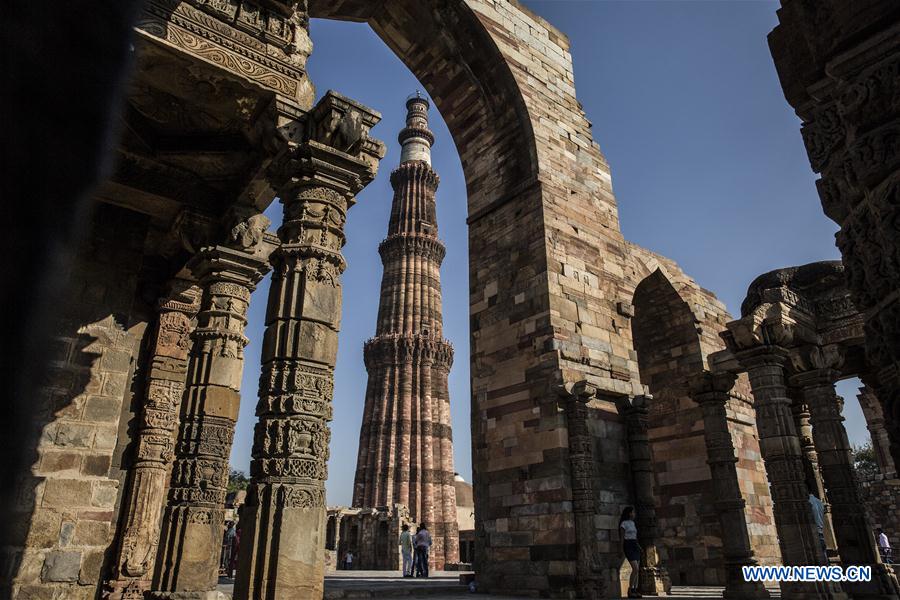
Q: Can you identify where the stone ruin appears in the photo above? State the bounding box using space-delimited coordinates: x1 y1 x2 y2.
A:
1 1 898 599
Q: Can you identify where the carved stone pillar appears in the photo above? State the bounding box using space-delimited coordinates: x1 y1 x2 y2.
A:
233 92 383 600
736 346 846 600
559 381 605 599
152 238 271 599
106 280 201 600
790 391 839 558
792 363 900 599
858 385 898 479
688 371 770 600
621 395 670 596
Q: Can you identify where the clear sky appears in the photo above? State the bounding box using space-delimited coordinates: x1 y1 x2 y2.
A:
229 1 871 506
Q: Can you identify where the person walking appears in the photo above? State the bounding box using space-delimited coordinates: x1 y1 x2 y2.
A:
414 523 432 578
400 524 414 577
343 550 354 570
876 528 892 564
620 506 642 599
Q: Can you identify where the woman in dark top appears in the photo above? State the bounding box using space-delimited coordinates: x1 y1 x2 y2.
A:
620 506 642 598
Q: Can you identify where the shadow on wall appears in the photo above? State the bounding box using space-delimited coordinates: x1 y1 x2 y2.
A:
1 0 142 585
2 328 102 593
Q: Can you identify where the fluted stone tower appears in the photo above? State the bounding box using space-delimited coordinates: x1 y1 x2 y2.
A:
353 95 459 568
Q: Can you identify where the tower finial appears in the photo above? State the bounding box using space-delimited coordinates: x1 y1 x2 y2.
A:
399 93 434 165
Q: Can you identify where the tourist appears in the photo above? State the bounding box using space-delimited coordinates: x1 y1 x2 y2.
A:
228 522 241 579
399 524 414 577
343 550 354 570
223 521 237 578
414 523 432 578
876 528 892 564
807 483 827 562
620 506 642 599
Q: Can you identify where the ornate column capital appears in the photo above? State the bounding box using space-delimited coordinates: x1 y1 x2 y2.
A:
271 90 386 202
688 370 739 404
788 344 844 388
557 379 598 404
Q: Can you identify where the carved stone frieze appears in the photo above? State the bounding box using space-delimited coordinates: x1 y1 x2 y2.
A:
136 0 313 103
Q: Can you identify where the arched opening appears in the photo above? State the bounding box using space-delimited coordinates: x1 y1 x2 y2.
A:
630 269 721 586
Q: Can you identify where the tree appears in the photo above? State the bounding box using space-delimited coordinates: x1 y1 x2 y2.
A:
227 468 250 493
852 442 879 483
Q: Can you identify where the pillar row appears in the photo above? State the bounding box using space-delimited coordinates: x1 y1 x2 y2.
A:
737 346 847 600
792 368 900 599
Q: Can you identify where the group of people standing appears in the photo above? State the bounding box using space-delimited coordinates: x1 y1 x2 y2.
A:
399 523 433 578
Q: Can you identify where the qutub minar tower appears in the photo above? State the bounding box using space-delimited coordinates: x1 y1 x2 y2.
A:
352 94 460 568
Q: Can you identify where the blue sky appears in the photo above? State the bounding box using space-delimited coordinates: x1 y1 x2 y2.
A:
229 2 870 506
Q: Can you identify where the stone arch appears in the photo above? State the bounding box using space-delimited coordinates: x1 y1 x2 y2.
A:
630 268 723 586
308 1 540 215
305 3 622 596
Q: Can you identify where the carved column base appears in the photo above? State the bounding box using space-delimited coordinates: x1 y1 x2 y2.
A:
721 560 770 599
722 581 771 600
105 578 151 600
638 566 671 596
152 505 224 596
147 591 229 600
778 581 847 600
233 496 327 600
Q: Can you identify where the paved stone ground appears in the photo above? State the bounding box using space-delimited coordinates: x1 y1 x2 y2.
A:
217 571 781 599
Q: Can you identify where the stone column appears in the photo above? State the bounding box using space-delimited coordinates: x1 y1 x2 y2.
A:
233 92 383 600
792 365 900 599
769 2 900 471
688 371 770 600
737 347 846 600
621 395 670 596
790 392 839 558
559 381 605 599
106 280 201 599
858 385 898 479
151 239 271 599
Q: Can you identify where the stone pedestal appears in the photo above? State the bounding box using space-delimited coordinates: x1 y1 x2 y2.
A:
737 347 846 600
152 241 270 598
793 367 900 599
106 280 201 600
621 395 671 596
689 371 770 600
233 92 383 600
